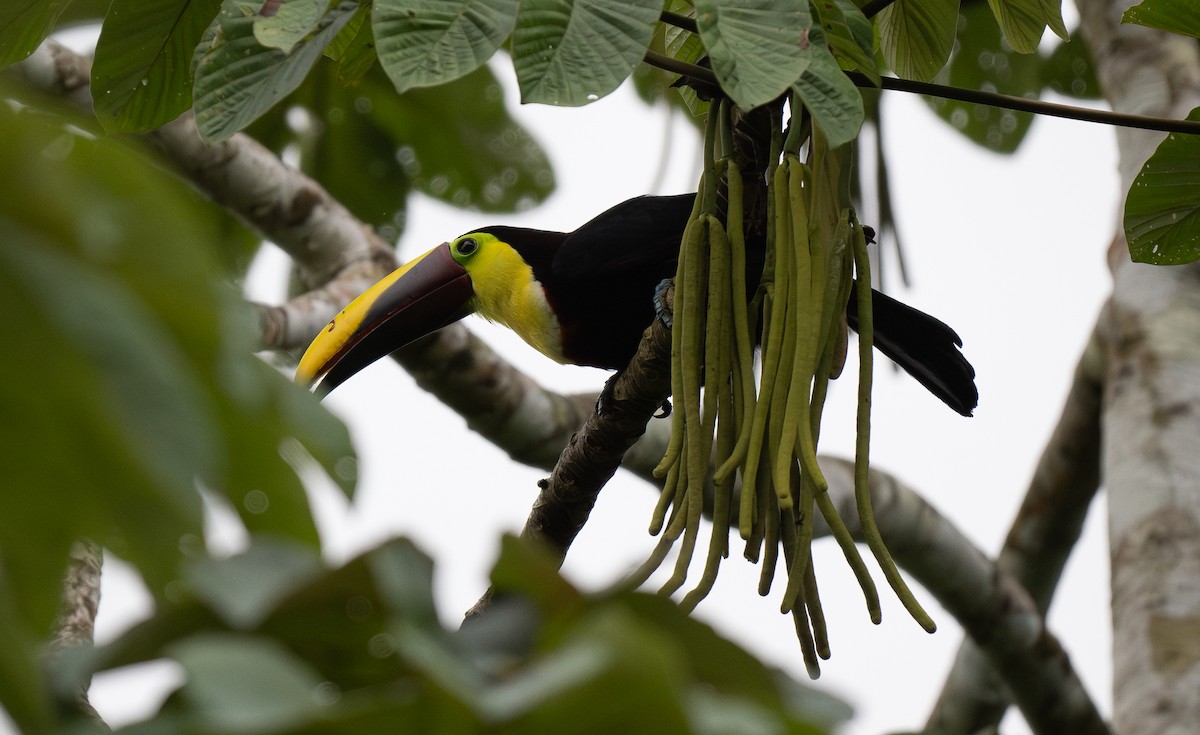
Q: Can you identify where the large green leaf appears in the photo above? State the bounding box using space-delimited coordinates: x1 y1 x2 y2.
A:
253 0 326 51
1124 108 1200 265
0 573 54 733
375 0 519 93
325 2 378 83
75 535 847 734
792 28 863 148
368 64 556 211
1122 0 1200 39
0 100 354 633
0 0 74 67
986 0 1068 54
512 0 660 106
169 633 328 731
92 0 222 132
815 0 877 83
630 1 709 122
192 0 358 141
183 539 322 630
1041 28 1101 99
695 0 812 109
877 0 959 82
924 1 1040 153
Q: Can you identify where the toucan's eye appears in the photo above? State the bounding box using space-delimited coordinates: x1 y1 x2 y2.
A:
457 238 478 256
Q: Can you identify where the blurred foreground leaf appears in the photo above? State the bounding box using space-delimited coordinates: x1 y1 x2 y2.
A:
65 536 848 734
0 97 354 729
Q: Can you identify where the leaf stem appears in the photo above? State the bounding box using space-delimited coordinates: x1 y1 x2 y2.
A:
644 49 717 86
659 10 698 34
860 0 897 18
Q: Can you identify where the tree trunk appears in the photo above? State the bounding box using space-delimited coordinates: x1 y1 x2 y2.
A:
1076 2 1200 733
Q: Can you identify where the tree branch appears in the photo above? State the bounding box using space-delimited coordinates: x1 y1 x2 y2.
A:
926 318 1106 733
48 540 104 722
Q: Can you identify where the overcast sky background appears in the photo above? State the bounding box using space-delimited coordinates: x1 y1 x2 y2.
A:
81 18 1123 735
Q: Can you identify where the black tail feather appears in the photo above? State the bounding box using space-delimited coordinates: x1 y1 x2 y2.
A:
847 283 978 417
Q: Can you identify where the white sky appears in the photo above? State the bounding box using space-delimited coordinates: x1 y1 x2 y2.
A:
86 42 1120 735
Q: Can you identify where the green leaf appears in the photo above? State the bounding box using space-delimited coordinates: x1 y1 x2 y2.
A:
924 0 1040 153
1122 0 1200 39
192 0 358 141
184 540 322 629
986 0 1068 54
630 2 709 121
814 0 877 82
0 99 354 619
1124 109 1200 265
169 633 327 731
485 608 693 733
0 574 54 733
792 28 863 148
375 0 518 93
92 0 222 132
694 0 812 109
368 64 556 211
1041 29 1101 99
512 0 660 106
877 0 959 83
326 2 379 83
0 0 73 67
254 0 326 51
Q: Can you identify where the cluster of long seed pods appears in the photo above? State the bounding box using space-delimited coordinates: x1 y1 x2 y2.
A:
635 97 933 676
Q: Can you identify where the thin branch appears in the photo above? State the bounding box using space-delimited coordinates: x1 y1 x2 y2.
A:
644 49 718 87
49 541 105 723
640 45 1200 136
868 74 1200 135
926 318 1106 733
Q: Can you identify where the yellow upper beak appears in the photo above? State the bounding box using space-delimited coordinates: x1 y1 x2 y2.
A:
295 244 474 394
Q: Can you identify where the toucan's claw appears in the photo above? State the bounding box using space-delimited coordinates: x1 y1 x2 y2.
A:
654 398 672 419
653 278 674 329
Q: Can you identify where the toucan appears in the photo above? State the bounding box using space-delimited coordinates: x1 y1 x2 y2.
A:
295 194 978 416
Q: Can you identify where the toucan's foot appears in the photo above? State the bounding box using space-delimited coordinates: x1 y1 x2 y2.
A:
654 279 674 328
654 398 672 418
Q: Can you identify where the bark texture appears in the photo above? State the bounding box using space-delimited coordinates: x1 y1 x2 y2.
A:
1076 2 1200 733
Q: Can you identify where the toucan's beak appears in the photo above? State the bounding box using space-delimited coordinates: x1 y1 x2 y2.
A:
295 244 473 394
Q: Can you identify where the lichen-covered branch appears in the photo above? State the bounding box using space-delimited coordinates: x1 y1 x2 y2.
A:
48 541 104 722
1075 3 1200 734
927 319 1106 733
